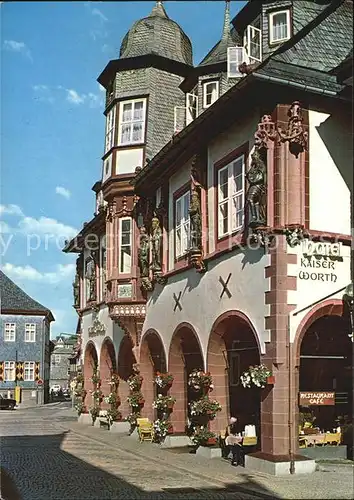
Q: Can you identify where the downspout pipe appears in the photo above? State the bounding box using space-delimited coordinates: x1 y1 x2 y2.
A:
288 315 295 474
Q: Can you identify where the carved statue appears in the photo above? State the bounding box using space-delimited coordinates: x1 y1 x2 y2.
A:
189 173 202 250
85 257 96 302
73 273 80 308
138 226 150 277
246 149 267 227
151 214 162 272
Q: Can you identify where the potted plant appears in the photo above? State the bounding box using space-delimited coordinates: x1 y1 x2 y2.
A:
75 401 87 416
152 394 176 411
91 388 104 402
240 364 272 389
127 374 143 391
153 419 174 443
188 369 214 392
189 396 222 419
127 391 145 408
155 372 174 389
89 405 100 425
191 427 218 447
108 372 120 388
90 369 101 386
104 392 121 406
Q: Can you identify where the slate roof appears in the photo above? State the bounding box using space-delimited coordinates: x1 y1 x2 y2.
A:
0 270 54 320
119 1 193 66
268 0 353 73
199 2 241 67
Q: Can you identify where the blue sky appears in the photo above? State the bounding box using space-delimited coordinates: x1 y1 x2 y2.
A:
0 1 246 338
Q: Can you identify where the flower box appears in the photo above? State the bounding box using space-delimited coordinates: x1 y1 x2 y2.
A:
267 376 275 385
206 437 217 445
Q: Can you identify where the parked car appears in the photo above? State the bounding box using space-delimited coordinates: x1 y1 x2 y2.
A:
50 384 61 393
0 394 17 410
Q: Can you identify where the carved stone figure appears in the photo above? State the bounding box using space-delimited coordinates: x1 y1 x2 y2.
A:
189 173 202 250
246 149 267 227
138 226 150 277
151 214 162 272
73 273 80 308
85 257 96 302
278 101 308 158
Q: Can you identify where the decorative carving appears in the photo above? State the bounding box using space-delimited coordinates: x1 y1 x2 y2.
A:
114 316 145 347
277 101 308 158
245 149 267 228
151 213 162 274
254 115 278 150
73 257 81 308
85 256 96 303
106 200 115 222
285 224 305 247
249 226 275 249
188 160 206 273
88 306 106 337
138 226 153 291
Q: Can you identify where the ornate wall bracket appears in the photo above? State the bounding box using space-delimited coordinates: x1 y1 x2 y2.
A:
88 306 106 337
152 271 168 286
249 226 275 249
188 248 206 273
110 304 145 347
284 224 306 247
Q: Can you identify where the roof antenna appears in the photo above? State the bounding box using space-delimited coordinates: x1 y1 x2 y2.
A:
222 0 231 41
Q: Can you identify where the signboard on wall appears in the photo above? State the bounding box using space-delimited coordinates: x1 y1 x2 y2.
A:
299 392 335 406
298 241 343 284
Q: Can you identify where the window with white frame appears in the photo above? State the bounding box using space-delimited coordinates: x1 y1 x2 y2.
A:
4 361 16 381
245 25 262 62
119 217 132 274
217 154 245 238
104 107 116 153
185 93 198 125
25 324 36 342
227 47 248 78
118 99 146 145
24 362 35 381
4 323 16 342
269 10 291 44
175 191 190 258
203 81 219 108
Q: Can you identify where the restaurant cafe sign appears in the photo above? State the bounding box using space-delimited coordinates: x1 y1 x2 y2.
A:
298 241 342 283
299 392 335 406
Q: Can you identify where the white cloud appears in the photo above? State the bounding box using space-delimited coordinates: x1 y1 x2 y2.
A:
19 216 78 240
0 204 23 216
2 262 76 285
56 186 71 199
0 221 11 234
32 84 55 103
3 40 32 61
91 7 107 22
66 89 85 105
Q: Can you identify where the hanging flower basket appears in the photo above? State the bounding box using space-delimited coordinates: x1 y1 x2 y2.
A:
267 375 275 385
155 372 174 389
189 396 221 419
127 374 143 391
127 391 145 408
108 373 120 387
240 365 272 389
152 394 176 411
191 427 217 447
104 392 121 406
90 370 101 386
188 370 213 392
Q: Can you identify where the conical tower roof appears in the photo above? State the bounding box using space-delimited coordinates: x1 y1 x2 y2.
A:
120 1 193 66
199 1 240 67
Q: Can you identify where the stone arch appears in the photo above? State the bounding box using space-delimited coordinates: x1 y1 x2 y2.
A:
83 341 98 395
294 299 343 367
168 322 204 433
99 337 117 409
207 311 261 433
117 335 137 418
139 329 167 421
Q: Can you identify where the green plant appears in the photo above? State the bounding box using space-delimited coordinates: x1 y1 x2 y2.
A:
153 419 173 442
90 369 101 386
189 396 222 419
191 427 217 447
75 401 87 416
188 370 213 392
107 408 122 425
104 392 121 406
152 394 176 410
127 374 143 391
155 372 174 389
127 391 145 408
89 405 100 425
240 364 272 389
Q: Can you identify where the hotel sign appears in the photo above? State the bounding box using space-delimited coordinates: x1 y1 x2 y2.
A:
299 392 335 406
299 241 342 283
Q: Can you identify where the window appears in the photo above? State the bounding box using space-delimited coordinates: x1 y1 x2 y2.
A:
217 154 245 238
227 47 248 78
186 93 198 125
203 81 219 108
175 191 190 258
269 10 291 44
4 361 16 381
104 107 116 153
25 324 36 342
119 217 132 274
118 99 146 145
245 25 262 62
4 323 16 342
24 362 35 381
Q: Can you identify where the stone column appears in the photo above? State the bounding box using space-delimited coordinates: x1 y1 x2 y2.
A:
168 338 187 433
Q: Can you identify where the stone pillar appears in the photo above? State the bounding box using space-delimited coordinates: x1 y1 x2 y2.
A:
139 340 155 422
168 338 187 433
207 332 228 433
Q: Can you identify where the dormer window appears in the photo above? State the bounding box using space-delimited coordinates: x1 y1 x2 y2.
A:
245 25 262 62
203 81 219 108
269 10 291 44
227 47 248 78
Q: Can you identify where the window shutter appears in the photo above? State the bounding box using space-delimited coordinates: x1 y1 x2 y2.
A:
174 106 186 133
16 362 24 381
246 25 262 62
186 93 198 125
227 47 248 78
0 362 4 382
35 362 40 381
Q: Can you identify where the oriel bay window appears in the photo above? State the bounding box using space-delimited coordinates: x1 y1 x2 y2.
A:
217 154 245 238
118 98 146 145
175 191 190 258
119 217 132 274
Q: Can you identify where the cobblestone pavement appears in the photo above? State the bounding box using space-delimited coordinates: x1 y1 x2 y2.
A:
0 405 353 500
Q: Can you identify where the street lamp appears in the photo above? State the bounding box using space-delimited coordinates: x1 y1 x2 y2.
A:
343 283 354 342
